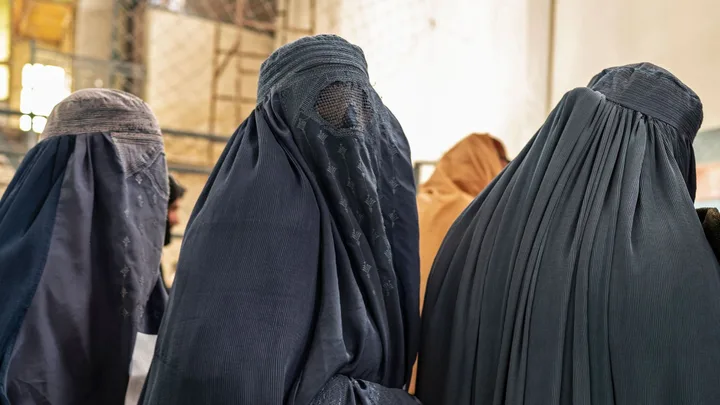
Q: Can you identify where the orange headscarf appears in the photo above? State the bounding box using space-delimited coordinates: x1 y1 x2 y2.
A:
410 133 507 392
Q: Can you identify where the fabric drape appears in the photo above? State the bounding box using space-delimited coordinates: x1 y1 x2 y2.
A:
0 89 168 405
141 35 420 405
416 63 720 405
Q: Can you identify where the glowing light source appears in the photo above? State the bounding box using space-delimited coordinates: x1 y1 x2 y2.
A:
19 63 71 132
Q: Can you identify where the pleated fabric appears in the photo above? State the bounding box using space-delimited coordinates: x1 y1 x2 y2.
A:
0 89 168 405
140 35 420 405
416 63 720 405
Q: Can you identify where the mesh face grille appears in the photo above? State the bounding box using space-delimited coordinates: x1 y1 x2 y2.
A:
315 81 373 130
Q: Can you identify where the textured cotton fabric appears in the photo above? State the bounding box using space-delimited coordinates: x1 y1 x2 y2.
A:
0 89 168 405
416 63 720 405
141 35 420 405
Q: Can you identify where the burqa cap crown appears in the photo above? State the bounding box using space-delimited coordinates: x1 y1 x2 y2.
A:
588 62 703 138
43 88 161 138
257 35 369 100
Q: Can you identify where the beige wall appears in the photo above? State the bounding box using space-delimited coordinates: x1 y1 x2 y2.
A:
306 0 553 158
143 8 275 281
144 8 274 137
74 0 113 60
552 0 720 131
144 8 274 169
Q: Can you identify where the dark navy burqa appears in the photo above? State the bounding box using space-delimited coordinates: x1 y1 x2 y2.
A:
416 63 720 405
141 35 420 404
0 89 168 405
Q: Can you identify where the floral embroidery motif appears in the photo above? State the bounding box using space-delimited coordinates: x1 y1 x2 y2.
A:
388 210 399 227
388 177 399 194
317 130 328 144
362 262 372 277
351 229 362 245
382 278 395 296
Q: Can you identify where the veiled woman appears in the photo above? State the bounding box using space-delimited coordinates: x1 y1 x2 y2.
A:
141 35 421 404
417 63 720 405
0 89 168 405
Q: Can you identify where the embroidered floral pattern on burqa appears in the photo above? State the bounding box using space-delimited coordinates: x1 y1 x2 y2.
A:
304 80 401 299
139 35 419 405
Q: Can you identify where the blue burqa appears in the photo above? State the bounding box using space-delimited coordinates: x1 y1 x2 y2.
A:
141 35 421 404
416 63 720 404
0 89 168 405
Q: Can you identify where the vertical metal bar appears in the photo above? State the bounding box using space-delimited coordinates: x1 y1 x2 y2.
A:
544 0 557 114
6 0 15 105
234 0 245 124
27 40 37 147
208 23 221 163
308 0 316 34
273 0 285 49
110 0 119 85
282 0 289 45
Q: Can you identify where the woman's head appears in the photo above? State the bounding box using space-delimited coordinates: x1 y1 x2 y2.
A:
422 133 508 197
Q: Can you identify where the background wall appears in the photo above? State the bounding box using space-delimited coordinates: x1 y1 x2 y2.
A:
310 0 552 158
551 0 720 131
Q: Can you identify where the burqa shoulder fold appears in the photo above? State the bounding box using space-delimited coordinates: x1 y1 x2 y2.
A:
141 35 420 405
0 89 168 405
416 63 720 405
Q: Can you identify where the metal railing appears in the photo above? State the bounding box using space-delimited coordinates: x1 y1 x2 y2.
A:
0 108 227 175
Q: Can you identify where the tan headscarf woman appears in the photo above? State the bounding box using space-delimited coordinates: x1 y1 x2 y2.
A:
410 133 507 392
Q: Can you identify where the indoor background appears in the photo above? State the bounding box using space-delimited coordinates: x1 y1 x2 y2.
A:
0 0 718 275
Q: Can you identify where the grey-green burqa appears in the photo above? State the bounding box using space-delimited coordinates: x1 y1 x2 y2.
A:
140 35 420 404
416 63 720 405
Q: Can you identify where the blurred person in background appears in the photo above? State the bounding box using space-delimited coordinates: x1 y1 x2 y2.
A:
410 133 507 392
417 133 507 310
0 89 168 405
161 174 186 289
698 207 720 261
